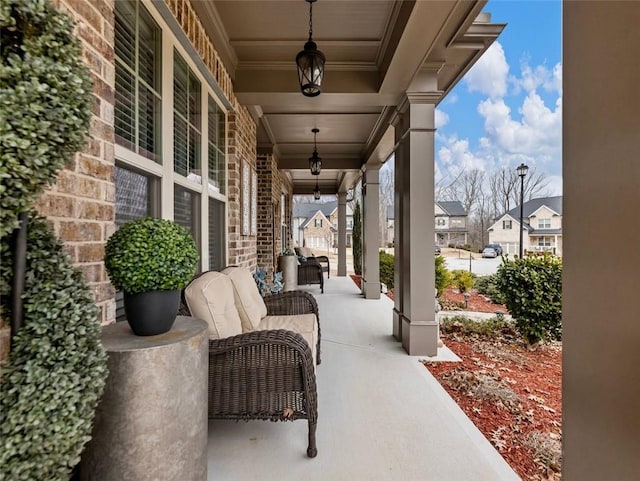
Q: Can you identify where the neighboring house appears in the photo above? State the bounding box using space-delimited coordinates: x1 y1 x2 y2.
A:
292 201 353 251
386 201 469 247
435 201 468 247
488 196 563 256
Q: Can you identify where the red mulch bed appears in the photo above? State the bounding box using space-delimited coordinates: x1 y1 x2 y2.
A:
425 332 562 481
440 287 508 313
348 275 562 480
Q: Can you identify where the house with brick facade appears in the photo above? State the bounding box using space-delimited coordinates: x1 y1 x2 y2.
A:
3 1 638 477
292 201 353 251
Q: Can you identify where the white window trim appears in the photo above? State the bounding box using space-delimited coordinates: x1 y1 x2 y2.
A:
113 0 230 271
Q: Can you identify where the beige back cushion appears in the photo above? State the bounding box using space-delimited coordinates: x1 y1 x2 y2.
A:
184 272 242 340
222 267 267 332
299 247 313 257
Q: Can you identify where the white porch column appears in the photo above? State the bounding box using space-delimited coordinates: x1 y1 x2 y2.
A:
337 192 347 276
362 167 380 298
397 94 438 356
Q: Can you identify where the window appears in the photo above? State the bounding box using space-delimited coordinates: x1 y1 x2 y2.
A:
436 218 446 226
114 0 161 161
208 198 225 271
538 218 551 229
207 95 225 194
347 219 353 230
314 218 323 228
174 185 200 270
538 237 552 247
174 51 201 179
503 220 512 230
114 165 160 322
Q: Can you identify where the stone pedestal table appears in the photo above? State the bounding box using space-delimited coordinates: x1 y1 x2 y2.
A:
80 316 208 481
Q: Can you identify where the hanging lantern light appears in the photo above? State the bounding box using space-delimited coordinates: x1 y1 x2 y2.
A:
309 128 322 175
296 0 325 97
313 178 321 200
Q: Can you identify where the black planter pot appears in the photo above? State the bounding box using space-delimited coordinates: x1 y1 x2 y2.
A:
123 290 180 336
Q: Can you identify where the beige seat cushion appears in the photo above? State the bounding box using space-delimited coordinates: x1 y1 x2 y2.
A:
185 272 242 340
299 247 313 257
222 267 267 332
257 314 318 367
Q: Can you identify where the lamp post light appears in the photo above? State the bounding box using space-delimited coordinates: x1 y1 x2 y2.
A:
517 163 529 258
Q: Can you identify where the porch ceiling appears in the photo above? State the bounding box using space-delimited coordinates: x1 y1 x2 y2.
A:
192 1 505 195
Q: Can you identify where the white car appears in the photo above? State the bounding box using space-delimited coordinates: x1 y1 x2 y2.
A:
482 247 497 258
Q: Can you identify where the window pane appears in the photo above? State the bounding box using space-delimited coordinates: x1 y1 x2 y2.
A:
114 0 161 161
114 165 159 321
174 53 188 118
114 65 135 149
115 166 152 225
188 70 201 129
209 198 225 270
173 115 188 176
174 185 200 265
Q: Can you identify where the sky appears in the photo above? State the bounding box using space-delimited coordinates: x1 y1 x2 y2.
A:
434 0 562 195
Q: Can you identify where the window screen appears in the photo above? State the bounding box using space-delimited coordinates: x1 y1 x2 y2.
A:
207 95 226 194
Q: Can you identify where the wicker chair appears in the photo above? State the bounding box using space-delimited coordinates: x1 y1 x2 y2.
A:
181 270 319 458
295 248 330 278
297 258 324 293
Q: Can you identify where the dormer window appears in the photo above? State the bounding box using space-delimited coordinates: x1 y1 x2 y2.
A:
314 218 322 227
538 218 551 229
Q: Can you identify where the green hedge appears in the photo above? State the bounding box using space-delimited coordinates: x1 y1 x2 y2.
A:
435 255 452 296
495 254 562 345
0 0 92 238
379 250 394 289
0 215 108 480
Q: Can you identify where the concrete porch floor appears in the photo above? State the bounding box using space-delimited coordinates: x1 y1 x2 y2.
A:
207 276 521 481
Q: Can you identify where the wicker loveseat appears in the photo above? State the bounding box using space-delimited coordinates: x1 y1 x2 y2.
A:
181 267 320 457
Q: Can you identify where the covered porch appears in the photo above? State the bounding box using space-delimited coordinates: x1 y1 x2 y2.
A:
206 276 520 480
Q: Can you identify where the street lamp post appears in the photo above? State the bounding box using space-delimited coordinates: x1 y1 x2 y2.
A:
517 163 529 258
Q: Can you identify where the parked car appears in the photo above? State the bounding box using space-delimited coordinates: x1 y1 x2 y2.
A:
484 243 503 256
482 247 497 258
434 245 441 255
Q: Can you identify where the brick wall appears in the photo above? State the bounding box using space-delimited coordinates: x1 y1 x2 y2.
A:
32 0 117 326
256 154 293 276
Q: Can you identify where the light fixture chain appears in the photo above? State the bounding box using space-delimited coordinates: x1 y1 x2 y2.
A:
308 1 313 41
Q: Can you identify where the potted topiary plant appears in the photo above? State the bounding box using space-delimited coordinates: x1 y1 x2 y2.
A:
104 218 198 336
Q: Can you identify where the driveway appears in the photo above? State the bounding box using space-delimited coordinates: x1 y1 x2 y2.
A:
444 255 503 276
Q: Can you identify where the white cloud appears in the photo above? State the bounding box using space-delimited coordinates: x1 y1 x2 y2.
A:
437 136 487 178
464 42 509 99
477 91 561 159
435 109 450 129
446 93 459 104
515 61 562 94
546 175 563 196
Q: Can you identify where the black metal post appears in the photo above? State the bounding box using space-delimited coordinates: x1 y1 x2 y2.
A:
519 175 525 258
11 212 28 345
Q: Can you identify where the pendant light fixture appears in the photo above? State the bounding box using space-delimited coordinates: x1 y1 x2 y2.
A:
296 0 325 97
313 178 321 200
309 128 322 175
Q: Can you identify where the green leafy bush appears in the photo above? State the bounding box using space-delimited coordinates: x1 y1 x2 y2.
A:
475 274 505 305
379 250 394 289
435 255 452 296
0 0 92 238
439 315 518 339
352 201 362 275
495 254 562 345
105 218 198 294
0 215 108 480
451 269 475 293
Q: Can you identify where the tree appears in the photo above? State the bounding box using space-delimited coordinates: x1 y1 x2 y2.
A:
352 201 362 275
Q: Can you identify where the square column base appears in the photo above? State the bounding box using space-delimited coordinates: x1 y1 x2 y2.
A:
401 317 439 356
363 280 381 299
393 308 402 341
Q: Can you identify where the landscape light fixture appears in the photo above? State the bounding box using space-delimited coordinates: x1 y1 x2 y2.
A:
517 163 529 258
313 178 321 200
309 128 322 175
296 0 325 97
